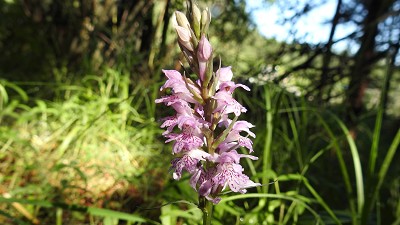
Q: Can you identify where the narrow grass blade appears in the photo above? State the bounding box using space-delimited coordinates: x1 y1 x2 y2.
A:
330 113 364 214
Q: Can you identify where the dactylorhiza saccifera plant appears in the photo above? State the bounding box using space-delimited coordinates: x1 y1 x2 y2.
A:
155 1 259 223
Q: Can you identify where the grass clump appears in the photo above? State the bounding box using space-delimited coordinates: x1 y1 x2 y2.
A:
0 69 166 224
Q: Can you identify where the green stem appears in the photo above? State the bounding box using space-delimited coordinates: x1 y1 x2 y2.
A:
199 197 213 225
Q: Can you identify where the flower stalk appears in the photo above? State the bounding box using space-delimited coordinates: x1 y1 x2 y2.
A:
199 196 213 225
156 1 260 223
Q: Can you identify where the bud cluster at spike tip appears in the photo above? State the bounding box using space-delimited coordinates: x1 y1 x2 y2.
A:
156 1 260 204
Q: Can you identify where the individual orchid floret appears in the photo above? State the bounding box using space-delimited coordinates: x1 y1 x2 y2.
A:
194 160 260 204
171 149 210 179
214 90 247 116
158 69 203 104
221 121 256 152
160 69 188 92
212 78 251 117
165 122 204 154
213 163 259 194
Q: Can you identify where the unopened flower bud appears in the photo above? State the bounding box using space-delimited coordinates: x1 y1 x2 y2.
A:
175 26 194 51
201 7 211 34
175 11 190 30
192 3 202 37
197 35 212 62
197 35 212 81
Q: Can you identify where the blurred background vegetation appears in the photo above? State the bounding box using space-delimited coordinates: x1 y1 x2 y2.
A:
0 0 399 224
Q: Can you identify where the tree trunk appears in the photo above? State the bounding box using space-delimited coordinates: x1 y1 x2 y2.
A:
345 0 394 133
382 41 399 113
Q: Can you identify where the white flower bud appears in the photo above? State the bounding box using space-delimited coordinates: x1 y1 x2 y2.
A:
175 11 190 30
175 26 194 51
201 7 211 33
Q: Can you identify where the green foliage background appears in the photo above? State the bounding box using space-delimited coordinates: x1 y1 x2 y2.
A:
0 0 399 224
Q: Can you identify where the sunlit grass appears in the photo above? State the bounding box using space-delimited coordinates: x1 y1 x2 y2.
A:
0 71 398 224
0 69 165 224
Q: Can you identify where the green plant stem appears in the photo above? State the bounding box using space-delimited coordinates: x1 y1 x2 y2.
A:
56 208 62 225
199 197 213 225
262 86 273 189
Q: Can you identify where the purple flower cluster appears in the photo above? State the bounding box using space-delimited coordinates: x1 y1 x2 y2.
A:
156 2 259 204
